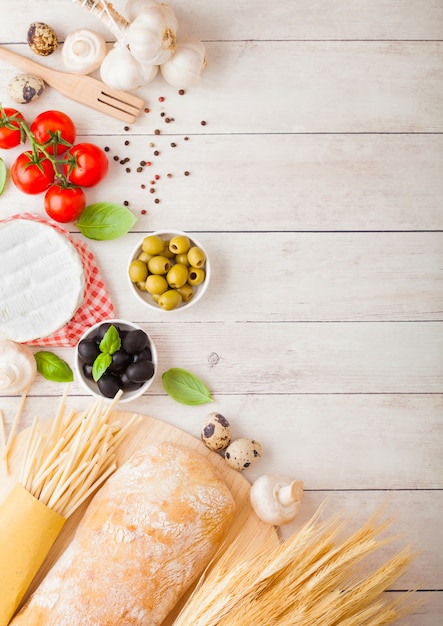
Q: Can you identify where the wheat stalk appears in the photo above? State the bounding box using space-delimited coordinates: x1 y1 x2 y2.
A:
174 505 421 626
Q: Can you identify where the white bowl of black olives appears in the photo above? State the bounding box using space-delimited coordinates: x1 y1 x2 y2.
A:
75 319 157 403
127 230 210 312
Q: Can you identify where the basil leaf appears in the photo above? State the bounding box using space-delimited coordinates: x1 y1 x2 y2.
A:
0 158 6 195
162 368 214 405
99 325 121 355
92 353 112 382
75 202 137 240
35 351 74 383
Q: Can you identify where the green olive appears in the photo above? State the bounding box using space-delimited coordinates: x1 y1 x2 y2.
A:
166 263 189 289
148 255 171 275
188 267 205 286
138 251 153 263
175 252 190 266
129 259 148 283
169 235 191 255
161 240 176 259
145 274 169 295
158 289 183 310
136 281 147 291
152 293 161 303
142 235 165 255
177 283 194 302
187 246 206 268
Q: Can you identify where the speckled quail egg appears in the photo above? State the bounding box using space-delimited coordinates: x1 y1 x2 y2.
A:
201 412 232 451
27 22 58 56
224 438 262 471
8 74 46 104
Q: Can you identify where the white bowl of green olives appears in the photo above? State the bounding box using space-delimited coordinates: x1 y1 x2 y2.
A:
75 319 157 403
127 230 210 311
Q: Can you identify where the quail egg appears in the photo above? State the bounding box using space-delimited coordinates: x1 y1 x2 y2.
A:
201 412 232 451
224 438 262 471
27 22 58 56
8 74 46 104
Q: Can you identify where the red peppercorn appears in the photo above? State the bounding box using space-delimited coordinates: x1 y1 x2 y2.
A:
141 209 147 214
155 174 160 180
158 96 165 102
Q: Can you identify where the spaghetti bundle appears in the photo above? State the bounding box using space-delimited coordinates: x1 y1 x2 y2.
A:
0 387 140 626
174 505 420 626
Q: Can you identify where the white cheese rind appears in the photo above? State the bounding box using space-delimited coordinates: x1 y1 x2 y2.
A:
0 220 85 342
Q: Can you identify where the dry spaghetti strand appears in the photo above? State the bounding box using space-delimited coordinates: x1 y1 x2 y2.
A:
19 389 141 518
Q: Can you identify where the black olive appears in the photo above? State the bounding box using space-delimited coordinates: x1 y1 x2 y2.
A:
82 363 94 380
132 346 152 362
95 322 122 341
118 371 144 391
126 360 155 382
123 329 148 354
97 372 121 398
109 349 131 373
77 339 101 364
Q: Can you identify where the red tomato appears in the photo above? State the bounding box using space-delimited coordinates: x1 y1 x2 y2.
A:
30 110 76 155
0 107 25 149
11 151 55 194
44 184 86 223
63 142 109 187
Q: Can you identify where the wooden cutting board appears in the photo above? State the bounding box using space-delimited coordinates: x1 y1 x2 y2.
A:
0 410 279 624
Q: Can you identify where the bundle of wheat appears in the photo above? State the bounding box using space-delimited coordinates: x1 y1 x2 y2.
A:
174 504 420 626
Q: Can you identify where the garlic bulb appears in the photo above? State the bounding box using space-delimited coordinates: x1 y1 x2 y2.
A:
126 3 178 65
161 37 207 88
62 29 108 75
100 43 147 91
124 0 159 22
0 340 36 394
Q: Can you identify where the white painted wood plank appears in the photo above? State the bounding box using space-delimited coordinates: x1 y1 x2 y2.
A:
2 133 442 231
1 393 441 490
1 0 442 41
1 322 441 400
0 41 441 133
57 232 443 323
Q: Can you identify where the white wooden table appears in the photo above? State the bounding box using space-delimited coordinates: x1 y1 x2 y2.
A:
0 1 442 623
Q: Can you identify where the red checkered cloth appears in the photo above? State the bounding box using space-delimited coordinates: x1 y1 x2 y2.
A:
1 213 115 347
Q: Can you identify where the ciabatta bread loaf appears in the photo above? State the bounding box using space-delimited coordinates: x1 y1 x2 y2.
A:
12 442 236 625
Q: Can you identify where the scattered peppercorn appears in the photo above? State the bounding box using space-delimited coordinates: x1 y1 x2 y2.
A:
155 174 160 180
141 209 147 214
201 120 206 126
120 157 130 164
154 150 159 156
154 129 160 135
123 200 129 206
126 167 131 173
154 198 160 203
160 112 165 117
150 180 155 185
158 96 165 102
104 146 110 152
184 171 190 176
136 166 143 172
124 126 130 131
165 117 171 123
146 161 152 166
167 173 173 178
150 188 155 193
184 136 189 141
125 140 130 145
140 160 146 166
113 155 119 161
141 184 146 189
171 142 176 147
144 108 150 113
149 142 155 148
178 89 185 95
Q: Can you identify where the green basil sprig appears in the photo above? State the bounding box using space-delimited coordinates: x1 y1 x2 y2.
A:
35 351 74 382
162 368 214 405
0 158 6 195
75 202 137 240
92 325 121 381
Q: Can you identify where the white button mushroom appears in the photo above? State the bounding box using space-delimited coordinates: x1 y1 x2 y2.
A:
224 438 262 471
62 29 108 75
0 340 37 394
250 474 304 526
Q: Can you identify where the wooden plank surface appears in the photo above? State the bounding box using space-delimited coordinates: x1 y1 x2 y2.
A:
0 0 441 623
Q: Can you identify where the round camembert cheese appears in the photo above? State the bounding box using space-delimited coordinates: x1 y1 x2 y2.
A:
0 219 85 342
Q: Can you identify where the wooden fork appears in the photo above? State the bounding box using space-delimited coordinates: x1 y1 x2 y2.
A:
0 45 144 124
